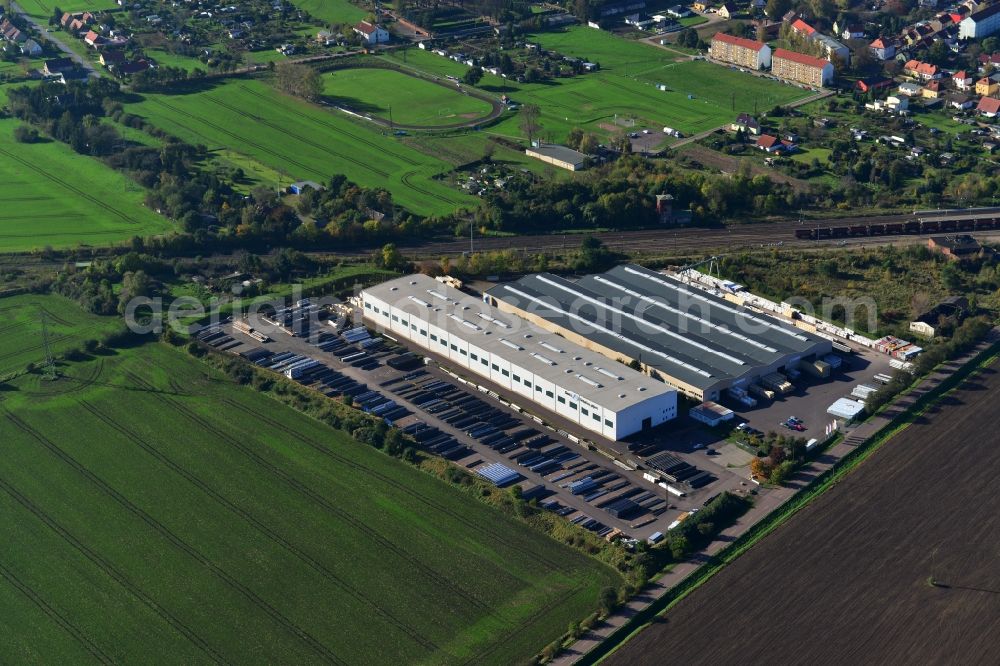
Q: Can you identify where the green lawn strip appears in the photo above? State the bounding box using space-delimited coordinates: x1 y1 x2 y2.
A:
580 338 1000 665
1 342 620 664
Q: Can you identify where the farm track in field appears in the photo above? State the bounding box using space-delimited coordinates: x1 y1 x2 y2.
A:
123 370 503 618
0 147 140 226
401 169 463 206
150 99 372 178
201 93 393 178
0 412 230 666
0 333 73 364
0 560 114 664
3 409 346 666
77 399 441 655
236 84 422 167
217 395 577 576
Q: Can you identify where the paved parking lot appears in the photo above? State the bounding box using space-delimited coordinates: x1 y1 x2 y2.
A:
735 344 895 439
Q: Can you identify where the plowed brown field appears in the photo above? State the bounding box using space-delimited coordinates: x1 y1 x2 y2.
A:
608 361 1000 666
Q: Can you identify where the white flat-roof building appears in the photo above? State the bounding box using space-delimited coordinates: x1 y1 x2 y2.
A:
361 274 677 440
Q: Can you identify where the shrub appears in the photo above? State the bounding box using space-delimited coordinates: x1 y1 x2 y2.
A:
12 125 39 143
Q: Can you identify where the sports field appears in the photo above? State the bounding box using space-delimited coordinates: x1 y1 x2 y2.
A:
130 80 475 216
0 119 173 253
322 68 494 127
0 293 123 376
0 341 621 663
486 28 809 140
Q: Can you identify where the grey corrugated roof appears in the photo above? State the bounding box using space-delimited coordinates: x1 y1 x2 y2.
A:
362 274 673 411
526 144 587 165
487 264 829 391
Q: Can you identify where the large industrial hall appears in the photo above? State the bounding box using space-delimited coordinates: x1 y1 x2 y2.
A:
485 264 832 402
360 274 678 440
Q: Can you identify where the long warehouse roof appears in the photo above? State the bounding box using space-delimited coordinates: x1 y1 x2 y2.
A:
363 274 673 411
487 264 828 391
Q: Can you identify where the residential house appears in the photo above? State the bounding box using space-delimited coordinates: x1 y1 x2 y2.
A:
978 96 1000 117
887 95 909 113
836 21 865 40
978 53 1000 70
904 59 941 80
922 80 942 98
718 2 737 19
952 70 973 90
353 21 389 45
60 11 93 28
897 81 923 96
946 93 975 109
116 59 151 77
790 18 817 38
667 5 692 17
814 33 851 64
870 37 897 60
692 2 710 12
856 77 894 93
84 30 104 47
731 113 761 134
20 39 42 56
2 22 25 43
959 3 1000 39
756 134 783 152
866 95 909 114
100 50 125 67
43 57 74 76
976 76 999 96
710 32 772 69
316 29 335 45
771 48 834 87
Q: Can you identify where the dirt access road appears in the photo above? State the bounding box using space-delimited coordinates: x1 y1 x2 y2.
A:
607 355 1000 666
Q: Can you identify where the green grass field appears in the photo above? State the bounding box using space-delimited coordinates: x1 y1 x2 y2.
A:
15 0 115 20
129 79 476 216
147 49 206 72
294 0 368 25
0 293 123 376
322 68 493 126
0 119 174 253
0 341 621 663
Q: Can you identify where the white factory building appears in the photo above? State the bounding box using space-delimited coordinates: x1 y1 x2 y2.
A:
361 274 677 440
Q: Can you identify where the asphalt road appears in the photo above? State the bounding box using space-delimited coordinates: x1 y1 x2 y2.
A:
13 3 98 77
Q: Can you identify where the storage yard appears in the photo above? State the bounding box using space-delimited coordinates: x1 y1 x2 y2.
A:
606 359 1000 666
486 264 833 402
